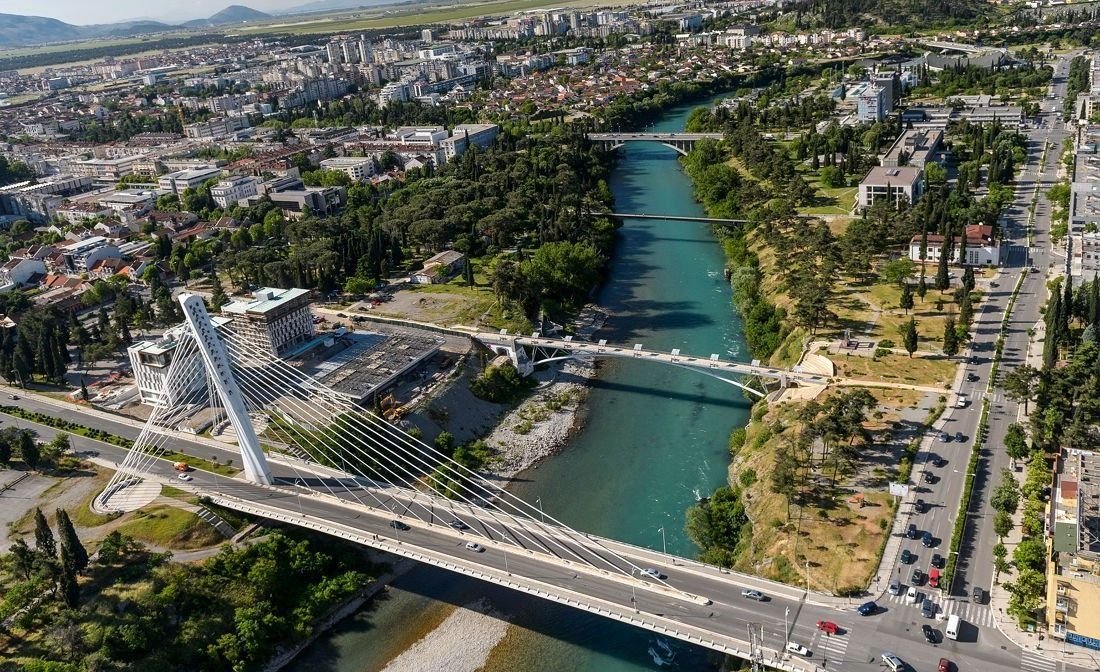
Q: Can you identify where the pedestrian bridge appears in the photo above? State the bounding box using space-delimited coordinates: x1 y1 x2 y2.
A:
587 132 725 155
93 293 820 671
472 330 833 398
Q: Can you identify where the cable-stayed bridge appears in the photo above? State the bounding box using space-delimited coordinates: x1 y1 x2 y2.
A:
93 294 823 670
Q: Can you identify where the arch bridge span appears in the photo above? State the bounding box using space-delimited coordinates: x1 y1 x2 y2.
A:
587 132 725 156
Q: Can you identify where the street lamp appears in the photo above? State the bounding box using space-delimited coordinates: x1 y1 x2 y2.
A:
536 496 544 523
631 584 638 613
784 606 790 654
658 527 667 556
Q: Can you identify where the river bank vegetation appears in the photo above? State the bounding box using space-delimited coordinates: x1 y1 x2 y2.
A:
0 525 377 672
680 73 1024 589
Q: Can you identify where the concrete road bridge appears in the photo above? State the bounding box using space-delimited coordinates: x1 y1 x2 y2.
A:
587 132 724 155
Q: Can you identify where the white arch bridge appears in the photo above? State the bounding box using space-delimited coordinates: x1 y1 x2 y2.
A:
472 330 834 398
587 132 725 156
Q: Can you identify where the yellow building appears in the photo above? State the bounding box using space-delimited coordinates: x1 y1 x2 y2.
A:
1047 450 1100 652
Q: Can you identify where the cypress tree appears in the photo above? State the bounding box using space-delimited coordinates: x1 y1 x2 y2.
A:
56 509 88 574
59 559 79 609
900 283 914 314
33 507 55 558
1089 279 1099 326
934 236 951 292
902 318 919 358
20 431 39 469
943 317 959 356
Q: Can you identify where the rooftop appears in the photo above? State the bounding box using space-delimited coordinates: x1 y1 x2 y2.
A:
862 165 922 184
221 287 312 316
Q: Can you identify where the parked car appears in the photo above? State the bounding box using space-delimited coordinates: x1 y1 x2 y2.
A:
785 642 811 657
911 568 923 585
915 499 926 513
922 624 939 644
929 568 941 589
907 524 918 539
907 586 920 604
901 549 914 564
923 471 936 484
465 541 484 553
954 431 966 442
889 578 902 596
740 589 765 601
922 599 935 618
932 457 947 468
816 620 840 635
857 601 877 616
922 531 935 548
931 553 944 569
938 658 952 672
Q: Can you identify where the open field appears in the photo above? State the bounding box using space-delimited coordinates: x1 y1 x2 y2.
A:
116 505 223 550
238 0 632 35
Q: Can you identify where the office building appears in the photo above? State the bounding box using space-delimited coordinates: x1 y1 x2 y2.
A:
221 287 314 357
858 166 924 208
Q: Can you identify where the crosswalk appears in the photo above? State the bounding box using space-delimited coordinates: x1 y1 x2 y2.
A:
942 600 995 628
1020 650 1059 672
878 591 997 628
807 628 849 665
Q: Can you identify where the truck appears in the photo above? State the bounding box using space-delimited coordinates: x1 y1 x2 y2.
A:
174 462 190 472
955 395 969 408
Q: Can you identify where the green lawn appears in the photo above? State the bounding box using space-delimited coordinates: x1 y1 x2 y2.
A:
116 505 223 550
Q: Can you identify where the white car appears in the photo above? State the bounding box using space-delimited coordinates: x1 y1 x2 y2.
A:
740 589 765 601
907 586 920 604
785 641 811 657
177 473 192 481
641 567 665 579
465 542 485 553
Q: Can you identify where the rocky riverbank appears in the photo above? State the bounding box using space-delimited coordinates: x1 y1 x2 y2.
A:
379 597 510 672
483 359 594 481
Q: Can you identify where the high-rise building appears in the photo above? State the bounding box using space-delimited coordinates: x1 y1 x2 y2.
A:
220 287 315 357
421 28 433 43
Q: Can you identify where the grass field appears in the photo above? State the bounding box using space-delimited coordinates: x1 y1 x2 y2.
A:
116 505 223 550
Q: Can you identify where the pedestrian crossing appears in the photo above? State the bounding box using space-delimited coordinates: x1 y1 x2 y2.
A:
878 591 997 627
942 601 996 628
807 628 849 665
1020 650 1059 672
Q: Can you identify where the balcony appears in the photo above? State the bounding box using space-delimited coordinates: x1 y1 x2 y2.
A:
1055 596 1073 615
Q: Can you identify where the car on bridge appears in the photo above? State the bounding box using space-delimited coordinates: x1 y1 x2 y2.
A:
448 519 469 530
641 568 666 580
390 520 410 531
740 589 766 601
465 542 485 553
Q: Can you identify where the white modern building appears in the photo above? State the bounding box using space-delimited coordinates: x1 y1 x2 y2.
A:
858 166 924 209
60 236 121 272
221 287 315 357
158 168 224 196
440 124 500 161
210 176 261 208
127 326 207 406
909 225 1000 266
319 157 376 182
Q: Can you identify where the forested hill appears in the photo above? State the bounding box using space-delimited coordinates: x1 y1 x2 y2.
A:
786 0 990 30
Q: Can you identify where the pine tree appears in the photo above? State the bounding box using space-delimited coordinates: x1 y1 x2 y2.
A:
1060 277 1073 343
900 283 914 314
59 559 79 609
56 509 88 574
34 507 55 558
934 231 951 292
1089 279 1099 326
210 272 229 312
902 318 919 358
80 379 89 401
943 316 959 356
20 431 40 469
0 435 10 464
917 275 928 302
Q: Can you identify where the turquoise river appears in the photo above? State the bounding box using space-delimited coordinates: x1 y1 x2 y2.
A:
288 93 752 672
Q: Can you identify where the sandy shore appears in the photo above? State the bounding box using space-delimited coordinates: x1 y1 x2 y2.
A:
483 359 594 480
380 598 510 672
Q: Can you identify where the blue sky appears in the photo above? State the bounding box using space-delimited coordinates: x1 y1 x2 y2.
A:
1 0 305 24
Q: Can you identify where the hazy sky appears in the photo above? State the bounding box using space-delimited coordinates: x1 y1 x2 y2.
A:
0 0 307 24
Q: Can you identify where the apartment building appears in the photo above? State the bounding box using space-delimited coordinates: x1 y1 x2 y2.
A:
1047 450 1100 653
319 157 376 182
440 123 500 161
220 287 314 357
158 168 223 196
210 176 261 208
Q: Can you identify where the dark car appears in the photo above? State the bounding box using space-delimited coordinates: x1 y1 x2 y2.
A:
954 432 965 442
931 553 944 569
915 499 927 513
911 568 923 585
907 524 919 539
857 601 877 616
922 531 935 548
389 520 410 531
448 519 469 530
922 599 935 618
923 471 936 484
972 586 985 604
901 548 914 564
923 624 939 644
967 373 979 382
932 457 947 468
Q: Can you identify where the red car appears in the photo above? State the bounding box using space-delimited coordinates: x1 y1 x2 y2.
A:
816 620 839 635
938 658 951 672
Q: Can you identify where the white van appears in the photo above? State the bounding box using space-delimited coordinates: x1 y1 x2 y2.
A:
946 613 961 640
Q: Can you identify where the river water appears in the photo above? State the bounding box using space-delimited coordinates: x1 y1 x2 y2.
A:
288 94 751 672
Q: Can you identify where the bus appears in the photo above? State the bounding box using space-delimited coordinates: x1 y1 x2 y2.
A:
945 614 961 640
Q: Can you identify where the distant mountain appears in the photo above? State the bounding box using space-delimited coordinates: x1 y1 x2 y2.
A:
281 0 397 16
0 6 270 47
184 5 271 27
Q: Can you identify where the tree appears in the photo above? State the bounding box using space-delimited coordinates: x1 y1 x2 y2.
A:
990 470 1020 514
433 431 455 455
1004 423 1030 461
0 433 10 464
881 258 915 286
993 509 1014 538
934 233 951 291
901 318 918 357
344 276 373 296
1002 364 1040 413
942 316 959 356
899 283 914 314
56 509 88 574
58 560 79 609
210 272 229 311
80 379 89 401
1013 538 1047 573
34 507 56 558
20 430 40 469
